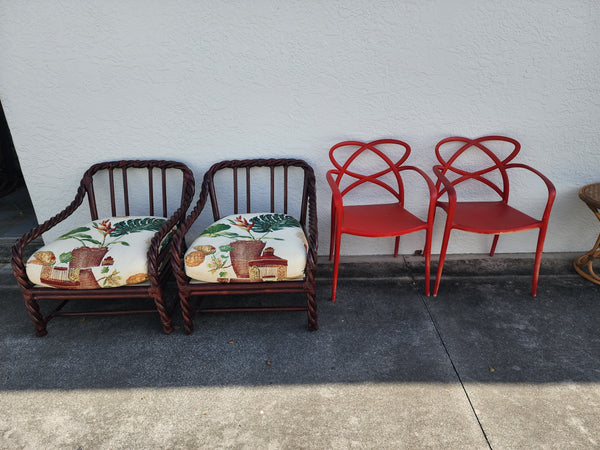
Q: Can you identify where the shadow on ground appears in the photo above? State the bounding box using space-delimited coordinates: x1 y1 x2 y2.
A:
2 261 598 390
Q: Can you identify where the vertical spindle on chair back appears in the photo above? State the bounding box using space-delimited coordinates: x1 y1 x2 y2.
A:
83 160 190 220
205 159 312 229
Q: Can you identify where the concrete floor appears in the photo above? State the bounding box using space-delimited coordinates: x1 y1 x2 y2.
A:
0 186 39 260
0 188 599 448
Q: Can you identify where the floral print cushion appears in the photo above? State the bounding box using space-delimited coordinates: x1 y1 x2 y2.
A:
184 213 308 283
26 216 168 289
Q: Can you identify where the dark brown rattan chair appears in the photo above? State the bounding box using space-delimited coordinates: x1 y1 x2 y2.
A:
171 158 318 334
12 160 195 336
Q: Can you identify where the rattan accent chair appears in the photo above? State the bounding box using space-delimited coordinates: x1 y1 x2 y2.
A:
12 160 195 336
171 158 318 334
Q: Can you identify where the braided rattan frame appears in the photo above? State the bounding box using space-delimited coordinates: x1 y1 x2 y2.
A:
171 158 318 334
12 160 195 336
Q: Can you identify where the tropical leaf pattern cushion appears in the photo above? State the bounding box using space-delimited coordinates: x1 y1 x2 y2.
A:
25 216 168 289
184 213 308 283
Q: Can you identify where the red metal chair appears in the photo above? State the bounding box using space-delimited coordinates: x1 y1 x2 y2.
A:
327 139 436 302
432 136 556 297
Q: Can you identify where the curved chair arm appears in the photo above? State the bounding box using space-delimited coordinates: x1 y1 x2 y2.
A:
398 165 438 220
432 165 458 216
326 170 344 210
505 163 557 220
148 167 195 289
302 164 319 291
12 182 89 290
170 176 211 286
169 224 188 286
148 163 196 251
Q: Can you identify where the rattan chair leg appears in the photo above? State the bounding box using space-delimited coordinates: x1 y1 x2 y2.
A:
151 293 174 334
306 292 318 331
179 292 195 335
24 295 48 337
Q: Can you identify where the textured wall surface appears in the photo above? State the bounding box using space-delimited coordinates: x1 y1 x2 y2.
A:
2 0 599 254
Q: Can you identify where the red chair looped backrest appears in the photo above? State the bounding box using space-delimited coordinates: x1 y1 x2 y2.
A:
329 139 411 205
434 135 521 202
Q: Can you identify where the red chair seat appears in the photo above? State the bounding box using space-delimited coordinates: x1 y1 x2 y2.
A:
342 203 427 236
437 201 540 233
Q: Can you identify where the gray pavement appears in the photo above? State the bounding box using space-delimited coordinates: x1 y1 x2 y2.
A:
0 186 37 240
0 189 599 448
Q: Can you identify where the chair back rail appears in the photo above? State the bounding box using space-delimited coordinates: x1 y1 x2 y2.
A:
84 161 190 220
329 139 411 206
434 135 521 202
205 159 312 227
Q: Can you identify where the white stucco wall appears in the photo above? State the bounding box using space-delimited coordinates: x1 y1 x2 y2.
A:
2 0 599 255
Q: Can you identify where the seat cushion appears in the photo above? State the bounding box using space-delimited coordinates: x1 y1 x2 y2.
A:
26 216 168 289
184 213 308 283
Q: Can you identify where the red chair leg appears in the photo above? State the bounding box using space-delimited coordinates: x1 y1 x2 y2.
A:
433 225 453 296
394 236 400 257
331 230 342 302
329 203 336 261
531 226 549 297
490 234 500 257
424 228 432 296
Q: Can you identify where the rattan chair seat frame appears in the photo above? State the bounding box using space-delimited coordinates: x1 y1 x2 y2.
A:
171 158 318 334
12 160 195 336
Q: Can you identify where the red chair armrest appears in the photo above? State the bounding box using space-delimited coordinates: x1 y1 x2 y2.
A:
506 163 556 221
326 170 344 210
433 165 457 204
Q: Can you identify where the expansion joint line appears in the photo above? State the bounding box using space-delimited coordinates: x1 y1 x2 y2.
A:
406 264 492 449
